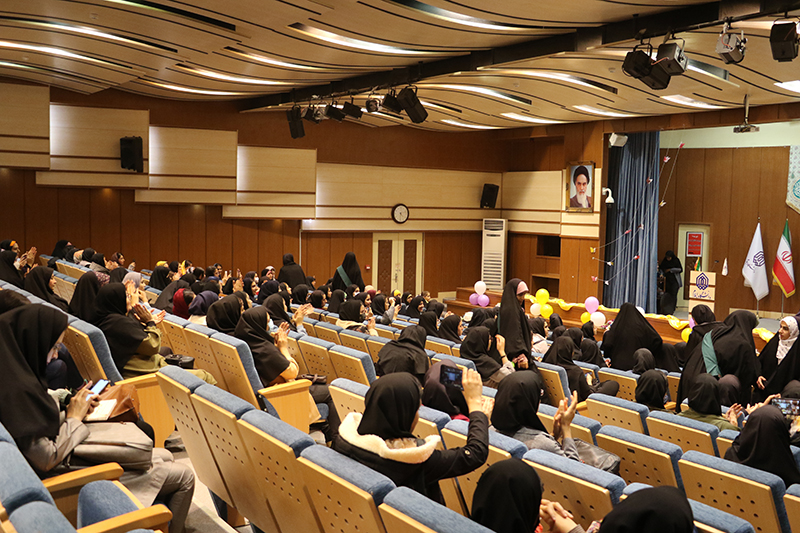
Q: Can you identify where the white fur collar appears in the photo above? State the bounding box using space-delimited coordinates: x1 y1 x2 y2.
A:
339 412 440 464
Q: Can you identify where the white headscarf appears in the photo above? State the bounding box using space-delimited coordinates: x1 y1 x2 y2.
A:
777 316 799 363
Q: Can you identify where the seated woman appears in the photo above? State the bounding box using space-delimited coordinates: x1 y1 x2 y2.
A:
591 486 694 533
171 288 194 320
327 289 345 313
678 374 740 431
601 302 663 371
292 283 310 306
148 265 172 291
398 292 413 314
309 289 327 310
0 249 25 288
437 314 463 344
635 370 669 412
335 299 378 335
548 313 564 338
68 271 101 322
264 293 311 334
755 316 800 401
0 304 196 533
461 326 514 388
632 348 656 374
333 371 488 502
187 290 219 325
376 325 430 384
93 283 215 384
422 360 471 421
548 337 619 402
406 295 426 319
491 372 580 461
206 294 245 335
371 293 399 325
581 320 596 341
154 275 191 313
419 311 439 337
24 266 69 312
725 403 800 488
234 306 340 441
530 317 549 354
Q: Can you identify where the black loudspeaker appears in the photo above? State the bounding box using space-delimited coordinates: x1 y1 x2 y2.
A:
120 136 144 173
480 183 499 209
286 107 305 139
771 22 799 62
397 86 428 124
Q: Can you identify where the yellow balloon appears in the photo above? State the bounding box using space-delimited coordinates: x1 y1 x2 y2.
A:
581 312 591 324
681 328 691 343
535 288 550 305
541 303 554 319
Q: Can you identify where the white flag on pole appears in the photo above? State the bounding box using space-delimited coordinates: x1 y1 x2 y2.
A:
722 258 728 276
742 222 769 300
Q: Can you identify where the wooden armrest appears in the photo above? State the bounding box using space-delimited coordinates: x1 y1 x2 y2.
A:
77 504 172 533
258 379 319 432
665 401 677 411
43 463 124 494
257 378 312 399
116 374 159 387
576 401 587 412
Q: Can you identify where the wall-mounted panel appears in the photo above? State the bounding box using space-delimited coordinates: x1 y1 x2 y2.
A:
0 83 49 169
140 126 237 204
36 105 149 187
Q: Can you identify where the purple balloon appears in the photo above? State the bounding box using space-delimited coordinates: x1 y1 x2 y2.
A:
585 296 600 314
469 292 479 305
478 294 490 307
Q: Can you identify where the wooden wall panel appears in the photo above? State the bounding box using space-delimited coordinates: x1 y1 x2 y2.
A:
422 232 481 297
0 169 27 244
23 170 59 253
89 188 121 257
301 232 331 286
57 188 92 247
205 206 233 270
0 83 49 169
119 190 151 268
231 219 259 275
559 238 582 302
177 204 207 266
148 205 179 264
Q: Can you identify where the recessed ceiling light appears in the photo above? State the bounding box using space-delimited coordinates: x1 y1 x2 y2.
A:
481 69 618 94
288 23 445 56
660 95 726 109
417 99 462 113
573 105 635 118
173 64 294 85
137 79 254 96
224 46 352 72
685 59 737 87
419 83 531 105
501 112 562 124
382 0 544 31
0 40 136 70
775 80 800 94
441 119 499 129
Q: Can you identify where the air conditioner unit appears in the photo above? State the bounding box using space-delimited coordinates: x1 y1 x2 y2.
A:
481 218 507 291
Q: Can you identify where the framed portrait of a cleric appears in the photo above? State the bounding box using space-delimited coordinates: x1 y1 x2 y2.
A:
565 162 594 213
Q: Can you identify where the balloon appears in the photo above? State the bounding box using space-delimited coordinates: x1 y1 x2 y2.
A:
681 327 691 343
636 306 645 315
469 292 479 305
541 304 554 319
688 316 695 328
535 288 550 305
474 281 487 295
530 303 541 317
590 311 606 326
477 294 490 307
585 296 599 314
581 312 591 324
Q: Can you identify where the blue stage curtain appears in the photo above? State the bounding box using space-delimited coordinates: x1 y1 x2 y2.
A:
603 131 661 312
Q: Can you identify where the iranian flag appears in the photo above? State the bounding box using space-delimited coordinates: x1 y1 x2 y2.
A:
773 219 796 297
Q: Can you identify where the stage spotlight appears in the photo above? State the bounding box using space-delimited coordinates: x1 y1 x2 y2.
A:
342 100 363 119
302 106 321 124
286 106 305 139
325 103 346 122
771 21 799 62
381 90 404 114
397 86 428 123
716 24 746 64
364 98 380 113
640 61 671 90
656 39 687 75
622 45 653 79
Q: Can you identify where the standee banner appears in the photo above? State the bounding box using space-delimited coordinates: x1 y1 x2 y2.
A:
788 146 800 214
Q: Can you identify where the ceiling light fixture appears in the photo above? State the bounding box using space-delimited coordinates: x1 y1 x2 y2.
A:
382 0 544 31
418 84 531 105
325 102 346 122
655 37 688 76
622 41 671 90
136 79 252 96
417 100 462 113
223 47 341 72
288 23 443 56
660 95 725 109
342 99 363 119
501 112 562 124
573 105 635 118
287 106 305 139
485 69 618 94
0 40 136 70
716 23 747 64
173 64 294 85
397 86 427 123
381 90 404 114
441 119 499 130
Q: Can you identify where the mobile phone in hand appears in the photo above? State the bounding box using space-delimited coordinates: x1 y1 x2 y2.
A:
439 366 463 390
89 379 109 396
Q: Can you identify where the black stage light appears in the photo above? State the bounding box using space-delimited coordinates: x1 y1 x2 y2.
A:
342 101 363 119
381 90 404 114
325 103 346 122
286 106 305 139
771 21 799 62
302 106 321 124
656 41 687 75
364 98 380 113
640 61 671 90
622 48 653 79
397 86 428 123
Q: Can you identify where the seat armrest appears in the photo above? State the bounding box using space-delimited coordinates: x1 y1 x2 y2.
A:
77 504 172 533
259 379 320 432
43 463 124 494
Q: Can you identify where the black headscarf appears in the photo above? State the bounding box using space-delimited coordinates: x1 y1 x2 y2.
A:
345 284 359 299
277 253 308 289
24 267 69 312
309 290 326 309
234 306 289 387
332 252 365 292
551 336 592 402
579 338 606 368
438 314 462 344
468 307 493 329
93 283 147 371
203 280 221 297
581 321 595 340
691 304 716 326
492 371 547 433
292 284 310 306
188 290 218 316
63 245 78 264
257 279 279 304
358 373 421 440
419 311 438 337
657 342 682 373
206 294 243 335
551 325 566 341
498 279 532 360
179 272 196 286
338 299 363 323
421 360 469 418
427 300 444 319
264 293 295 331
635 370 667 411
400 292 413 309
50 240 69 259
632 348 655 374
725 405 800 488
108 267 129 284
149 265 171 291
242 277 257 301
598 486 693 533
755 318 800 403
376 325 429 383
0 305 66 443
0 250 23 288
167 261 179 273
153 279 191 313
89 253 108 274
472 458 542 533
81 248 95 263
328 289 346 314
602 302 663 371
549 313 563 331
460 326 501 380
68 271 101 322
0 291 29 315
565 327 583 359
530 317 547 338
406 296 425 319
371 294 387 317
687 373 723 416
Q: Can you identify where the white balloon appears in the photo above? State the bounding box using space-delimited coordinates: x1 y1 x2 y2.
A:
636 306 645 315
474 281 487 295
530 303 541 317
590 311 606 326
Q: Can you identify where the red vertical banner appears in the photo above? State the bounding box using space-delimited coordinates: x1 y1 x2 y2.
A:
687 232 703 257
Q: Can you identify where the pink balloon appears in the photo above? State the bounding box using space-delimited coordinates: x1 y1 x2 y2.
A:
688 316 696 328
469 292 479 305
477 294 490 307
585 296 599 314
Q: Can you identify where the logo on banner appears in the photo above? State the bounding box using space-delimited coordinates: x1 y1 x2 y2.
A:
754 251 765 267
696 273 709 290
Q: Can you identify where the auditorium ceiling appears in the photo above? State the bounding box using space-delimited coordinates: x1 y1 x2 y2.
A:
3 0 800 131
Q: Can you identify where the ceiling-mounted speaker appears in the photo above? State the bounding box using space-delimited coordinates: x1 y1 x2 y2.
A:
120 136 143 173
286 106 305 139
480 183 499 209
770 21 799 62
609 133 628 147
397 86 428 123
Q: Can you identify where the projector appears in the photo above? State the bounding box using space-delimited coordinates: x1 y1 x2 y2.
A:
716 31 746 64
733 123 760 133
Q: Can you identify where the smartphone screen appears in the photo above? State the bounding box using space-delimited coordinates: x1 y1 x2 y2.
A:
772 397 800 419
90 379 109 396
439 366 463 390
